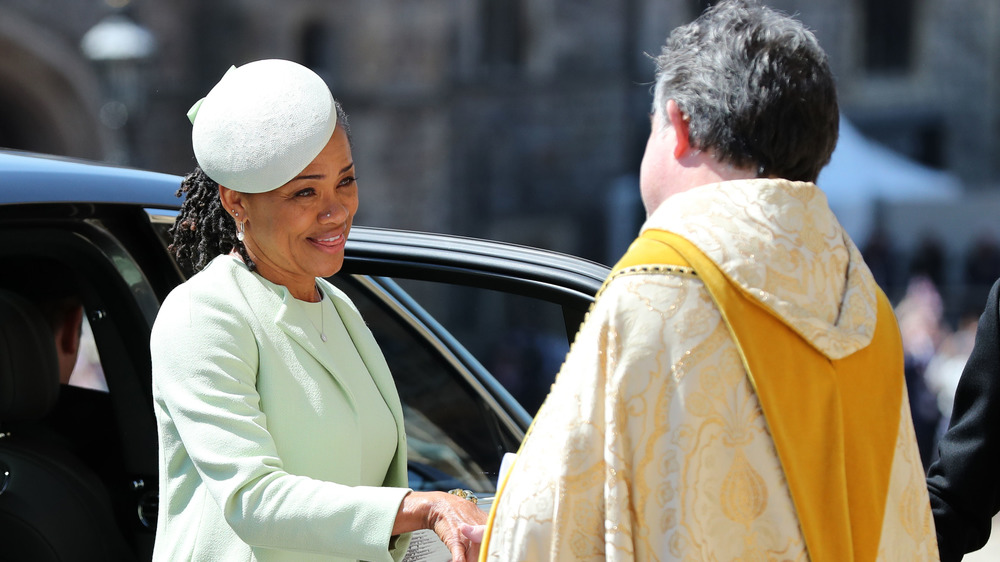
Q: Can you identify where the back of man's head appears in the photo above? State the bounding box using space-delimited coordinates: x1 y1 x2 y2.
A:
2 258 80 330
2 257 84 384
652 0 838 183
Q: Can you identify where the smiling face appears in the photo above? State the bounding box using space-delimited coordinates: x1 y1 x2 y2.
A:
220 127 358 301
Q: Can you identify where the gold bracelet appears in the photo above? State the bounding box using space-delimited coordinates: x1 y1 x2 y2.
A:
447 488 478 504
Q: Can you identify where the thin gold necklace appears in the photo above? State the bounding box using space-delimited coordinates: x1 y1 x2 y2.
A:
303 290 327 342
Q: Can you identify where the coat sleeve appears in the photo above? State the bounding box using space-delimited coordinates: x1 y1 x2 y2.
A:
151 283 409 561
927 277 1000 561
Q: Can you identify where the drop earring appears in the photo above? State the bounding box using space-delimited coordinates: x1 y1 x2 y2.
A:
236 220 246 242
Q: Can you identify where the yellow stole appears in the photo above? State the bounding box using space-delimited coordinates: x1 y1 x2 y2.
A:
613 229 902 561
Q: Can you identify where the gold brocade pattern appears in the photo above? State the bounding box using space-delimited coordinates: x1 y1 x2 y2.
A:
486 273 809 561
483 179 936 561
878 391 938 559
651 180 877 360
720 450 768 527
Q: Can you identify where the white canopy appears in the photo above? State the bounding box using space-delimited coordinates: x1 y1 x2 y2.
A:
818 116 962 245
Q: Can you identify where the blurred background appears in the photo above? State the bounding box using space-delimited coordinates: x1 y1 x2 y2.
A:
2 0 999 508
0 0 1000 555
3 0 997 284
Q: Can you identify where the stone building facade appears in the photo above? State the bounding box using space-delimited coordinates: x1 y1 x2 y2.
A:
0 0 997 265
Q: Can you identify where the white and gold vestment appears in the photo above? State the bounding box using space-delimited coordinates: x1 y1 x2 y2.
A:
482 179 937 561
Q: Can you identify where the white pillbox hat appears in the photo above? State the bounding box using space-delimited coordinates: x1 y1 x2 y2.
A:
187 59 337 193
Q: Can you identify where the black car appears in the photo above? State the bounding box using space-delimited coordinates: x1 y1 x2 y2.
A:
0 149 609 560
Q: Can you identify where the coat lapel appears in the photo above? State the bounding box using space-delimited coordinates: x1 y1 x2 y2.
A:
269 282 359 410
320 283 403 417
319 281 409 487
270 280 405 430
324 293 377 377
231 262 408 490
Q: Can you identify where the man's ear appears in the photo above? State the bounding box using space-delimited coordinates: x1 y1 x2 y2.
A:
666 100 691 159
57 305 83 356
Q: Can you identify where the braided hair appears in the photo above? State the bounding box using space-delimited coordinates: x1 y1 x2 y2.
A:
168 101 352 276
168 168 253 275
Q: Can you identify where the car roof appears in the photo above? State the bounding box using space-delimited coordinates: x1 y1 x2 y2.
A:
0 149 611 288
0 149 182 208
345 227 610 294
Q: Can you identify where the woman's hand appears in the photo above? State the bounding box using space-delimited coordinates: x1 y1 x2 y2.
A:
461 524 486 560
394 491 487 562
461 523 485 542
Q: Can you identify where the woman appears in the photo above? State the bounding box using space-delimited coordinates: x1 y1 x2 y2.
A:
151 59 484 562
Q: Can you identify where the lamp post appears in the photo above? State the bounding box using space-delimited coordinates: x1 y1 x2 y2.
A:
81 11 156 165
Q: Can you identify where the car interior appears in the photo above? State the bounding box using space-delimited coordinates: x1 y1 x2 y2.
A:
0 216 168 559
0 201 598 560
0 209 535 559
0 283 138 561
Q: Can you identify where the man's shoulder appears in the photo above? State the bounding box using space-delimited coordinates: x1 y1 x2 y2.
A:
604 232 700 288
593 260 707 323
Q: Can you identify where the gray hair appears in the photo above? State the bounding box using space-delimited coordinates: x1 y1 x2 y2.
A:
652 0 838 182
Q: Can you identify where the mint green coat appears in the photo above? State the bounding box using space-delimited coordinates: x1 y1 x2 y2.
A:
151 255 411 561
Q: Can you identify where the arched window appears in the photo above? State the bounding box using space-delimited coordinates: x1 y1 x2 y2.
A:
863 0 915 73
300 20 338 87
481 0 525 71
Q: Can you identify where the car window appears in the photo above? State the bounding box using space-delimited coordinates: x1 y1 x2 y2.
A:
330 275 522 493
69 313 109 392
391 279 571 416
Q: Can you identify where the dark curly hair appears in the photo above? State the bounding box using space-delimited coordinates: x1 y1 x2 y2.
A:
169 101 352 275
652 0 838 183
168 167 251 275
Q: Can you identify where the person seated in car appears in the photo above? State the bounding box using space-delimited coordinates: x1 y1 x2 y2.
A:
151 59 485 562
2 258 84 386
1 258 130 528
